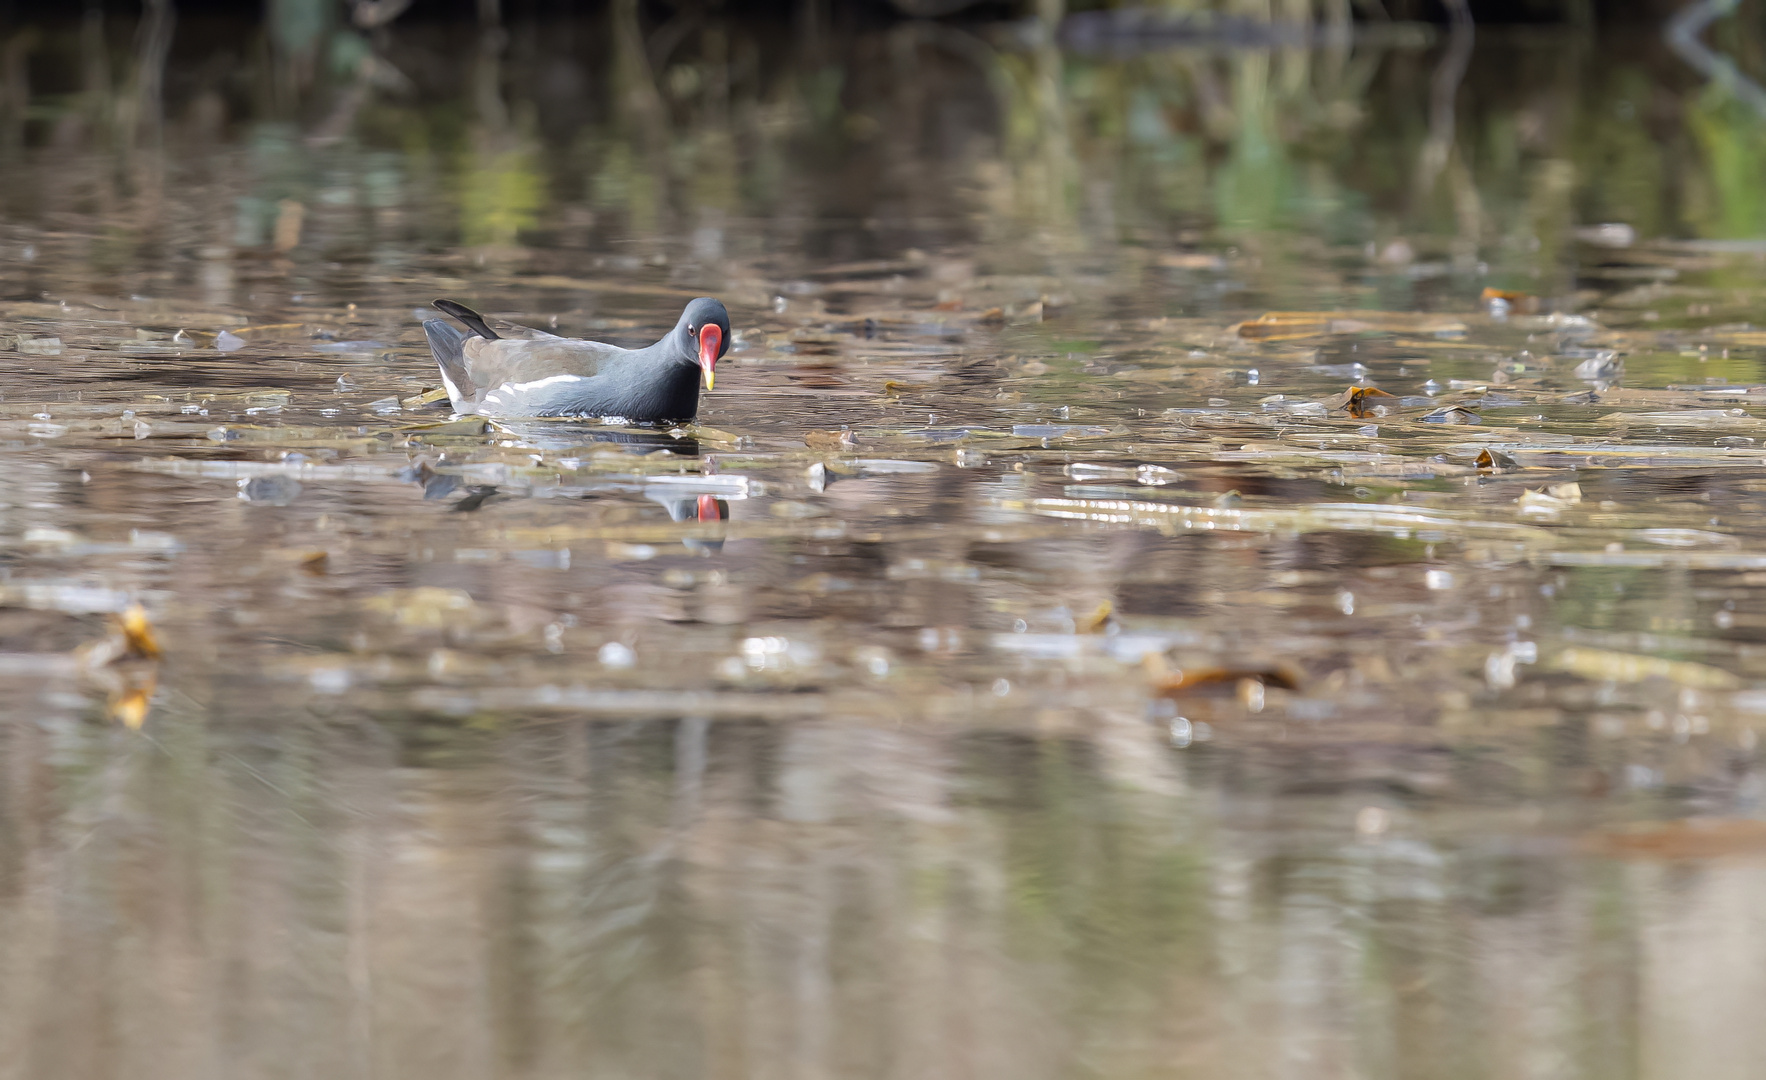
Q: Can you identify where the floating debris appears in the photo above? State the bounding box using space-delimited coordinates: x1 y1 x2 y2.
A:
401 387 452 408
1011 423 1114 439
1573 352 1622 379
1234 311 1468 342
114 604 162 659
1553 647 1740 689
108 671 158 730
1475 448 1518 470
363 587 482 629
805 429 857 451
1335 385 1395 417
1145 652 1301 696
1076 600 1114 634
1479 287 1541 315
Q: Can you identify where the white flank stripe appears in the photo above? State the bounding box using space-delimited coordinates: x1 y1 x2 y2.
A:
504 374 586 394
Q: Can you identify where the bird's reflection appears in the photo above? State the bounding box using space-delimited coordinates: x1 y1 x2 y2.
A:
450 486 500 513
399 456 729 544
649 491 728 552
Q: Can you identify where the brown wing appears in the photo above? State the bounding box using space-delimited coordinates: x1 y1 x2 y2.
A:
481 317 565 342
460 336 624 395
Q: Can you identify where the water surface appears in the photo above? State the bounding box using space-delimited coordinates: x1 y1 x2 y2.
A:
2 8 1766 1078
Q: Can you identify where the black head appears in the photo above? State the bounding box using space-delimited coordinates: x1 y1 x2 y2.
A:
675 297 731 390
676 298 731 358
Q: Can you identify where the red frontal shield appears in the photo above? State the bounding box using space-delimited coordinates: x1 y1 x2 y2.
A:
698 325 722 390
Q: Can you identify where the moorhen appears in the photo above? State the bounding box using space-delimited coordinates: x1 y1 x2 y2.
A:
421 297 730 422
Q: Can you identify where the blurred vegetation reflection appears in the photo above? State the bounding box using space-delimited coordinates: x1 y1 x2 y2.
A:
0 2 1758 295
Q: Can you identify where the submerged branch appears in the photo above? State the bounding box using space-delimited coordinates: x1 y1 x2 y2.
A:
1667 0 1766 118
1412 0 1472 205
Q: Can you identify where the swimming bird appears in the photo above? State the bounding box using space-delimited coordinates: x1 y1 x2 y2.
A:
421 297 729 422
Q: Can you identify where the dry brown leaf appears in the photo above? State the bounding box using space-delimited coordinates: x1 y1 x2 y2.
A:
1587 818 1766 860
1144 652 1300 694
1479 287 1541 314
114 604 161 660
401 386 452 408
805 429 856 451
1476 448 1518 470
1334 386 1395 416
1076 600 1113 634
109 671 157 730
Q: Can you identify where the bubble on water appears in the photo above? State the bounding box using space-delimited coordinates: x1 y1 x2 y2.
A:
742 636 795 670
215 330 246 352
1336 591 1355 615
598 642 636 669
1355 806 1390 836
1425 569 1455 590
1485 650 1518 690
1168 717 1192 748
309 667 351 694
1238 680 1264 713
991 678 1011 696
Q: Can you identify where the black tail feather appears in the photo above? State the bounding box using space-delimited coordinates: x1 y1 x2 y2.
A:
432 298 500 340
423 318 477 402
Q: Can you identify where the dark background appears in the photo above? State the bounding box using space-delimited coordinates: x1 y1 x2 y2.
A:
0 0 1723 28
